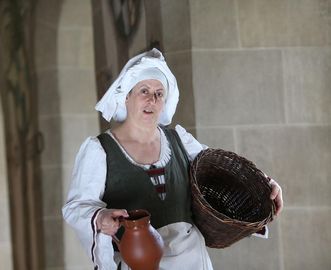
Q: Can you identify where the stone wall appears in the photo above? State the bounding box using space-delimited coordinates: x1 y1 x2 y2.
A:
187 0 331 269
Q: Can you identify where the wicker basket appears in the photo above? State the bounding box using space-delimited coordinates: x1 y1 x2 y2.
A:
190 148 275 248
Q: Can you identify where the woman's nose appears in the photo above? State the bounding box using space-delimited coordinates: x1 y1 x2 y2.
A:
147 92 157 103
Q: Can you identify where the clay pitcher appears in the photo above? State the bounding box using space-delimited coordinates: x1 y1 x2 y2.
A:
112 209 164 270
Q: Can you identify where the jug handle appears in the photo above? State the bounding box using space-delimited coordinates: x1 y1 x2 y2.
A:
112 235 121 249
111 216 125 250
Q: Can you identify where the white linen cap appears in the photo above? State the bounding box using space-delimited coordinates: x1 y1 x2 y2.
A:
95 48 179 125
123 67 168 99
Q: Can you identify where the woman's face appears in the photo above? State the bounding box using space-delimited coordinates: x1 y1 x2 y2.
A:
125 79 166 125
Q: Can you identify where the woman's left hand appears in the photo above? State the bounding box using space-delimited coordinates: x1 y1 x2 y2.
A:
268 178 283 217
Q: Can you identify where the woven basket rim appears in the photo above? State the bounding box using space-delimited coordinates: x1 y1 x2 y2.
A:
190 148 274 227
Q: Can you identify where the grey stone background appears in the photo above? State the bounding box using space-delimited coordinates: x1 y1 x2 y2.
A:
0 0 330 269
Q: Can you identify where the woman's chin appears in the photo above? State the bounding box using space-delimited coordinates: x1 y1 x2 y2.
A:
141 115 159 126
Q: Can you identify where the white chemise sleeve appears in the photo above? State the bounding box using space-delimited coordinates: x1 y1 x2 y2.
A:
62 137 117 270
175 124 208 161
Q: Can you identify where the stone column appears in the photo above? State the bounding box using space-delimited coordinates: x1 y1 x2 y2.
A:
0 1 44 269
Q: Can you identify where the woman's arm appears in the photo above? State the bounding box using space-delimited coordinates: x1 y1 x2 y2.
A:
268 177 283 216
174 124 208 161
62 136 117 269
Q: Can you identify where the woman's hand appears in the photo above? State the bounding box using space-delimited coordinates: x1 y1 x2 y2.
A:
268 178 283 217
96 209 129 236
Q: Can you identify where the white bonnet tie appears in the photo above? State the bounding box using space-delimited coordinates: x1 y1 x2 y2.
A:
95 48 179 125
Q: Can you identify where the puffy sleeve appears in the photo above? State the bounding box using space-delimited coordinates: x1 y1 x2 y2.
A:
62 136 117 270
174 124 208 161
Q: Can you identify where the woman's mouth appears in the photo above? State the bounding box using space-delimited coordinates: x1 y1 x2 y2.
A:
143 109 153 114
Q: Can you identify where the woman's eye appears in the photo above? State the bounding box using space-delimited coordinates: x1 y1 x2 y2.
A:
141 89 148 94
156 92 164 98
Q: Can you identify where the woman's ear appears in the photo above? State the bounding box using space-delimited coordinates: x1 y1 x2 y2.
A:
125 89 132 103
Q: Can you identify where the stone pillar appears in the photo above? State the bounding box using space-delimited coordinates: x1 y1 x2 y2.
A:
0 1 44 269
0 72 13 270
160 0 196 132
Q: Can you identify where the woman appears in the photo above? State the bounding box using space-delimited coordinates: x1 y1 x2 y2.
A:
62 48 283 270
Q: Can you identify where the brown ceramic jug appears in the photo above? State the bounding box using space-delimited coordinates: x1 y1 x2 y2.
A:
112 209 164 270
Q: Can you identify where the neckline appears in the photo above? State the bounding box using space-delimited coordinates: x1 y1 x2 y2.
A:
107 126 171 167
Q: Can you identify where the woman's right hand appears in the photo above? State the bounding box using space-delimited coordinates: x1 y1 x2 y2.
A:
96 209 129 236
